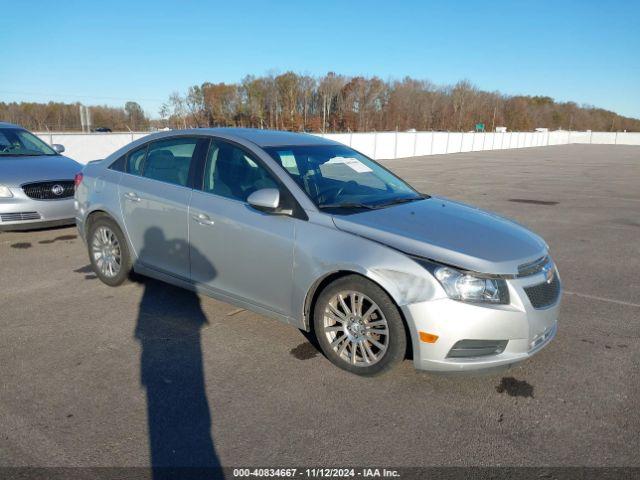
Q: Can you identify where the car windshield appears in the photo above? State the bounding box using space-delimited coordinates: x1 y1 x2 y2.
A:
265 145 424 212
0 128 57 157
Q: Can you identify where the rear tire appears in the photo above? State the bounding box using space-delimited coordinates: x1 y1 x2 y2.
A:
87 215 132 287
313 275 406 376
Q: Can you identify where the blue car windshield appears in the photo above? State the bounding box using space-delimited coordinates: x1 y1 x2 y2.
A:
265 145 424 211
0 128 57 157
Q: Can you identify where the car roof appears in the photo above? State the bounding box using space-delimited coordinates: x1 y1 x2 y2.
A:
193 128 340 148
101 127 345 166
0 122 23 129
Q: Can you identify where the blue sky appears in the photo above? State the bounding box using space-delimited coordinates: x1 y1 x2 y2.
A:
1 0 639 119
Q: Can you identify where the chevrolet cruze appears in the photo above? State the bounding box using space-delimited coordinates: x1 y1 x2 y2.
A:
0 122 81 230
75 128 561 376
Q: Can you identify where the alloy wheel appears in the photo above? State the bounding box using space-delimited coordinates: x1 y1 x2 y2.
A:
322 290 389 367
91 226 122 278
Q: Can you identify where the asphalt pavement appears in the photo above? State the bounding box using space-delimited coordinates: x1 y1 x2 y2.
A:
0 144 638 469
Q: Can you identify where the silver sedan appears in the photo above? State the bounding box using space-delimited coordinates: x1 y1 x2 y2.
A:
0 122 82 230
75 128 561 376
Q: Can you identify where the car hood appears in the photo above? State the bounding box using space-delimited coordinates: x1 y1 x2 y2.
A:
0 155 82 186
332 196 547 275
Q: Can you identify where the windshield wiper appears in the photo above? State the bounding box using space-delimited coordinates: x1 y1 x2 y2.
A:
374 194 429 208
319 195 428 211
317 202 379 210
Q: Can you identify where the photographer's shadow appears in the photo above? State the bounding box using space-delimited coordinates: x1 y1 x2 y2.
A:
134 227 220 477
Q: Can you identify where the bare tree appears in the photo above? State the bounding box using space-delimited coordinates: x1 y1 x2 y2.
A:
298 75 316 131
185 86 207 127
124 101 147 130
318 72 345 132
168 92 187 129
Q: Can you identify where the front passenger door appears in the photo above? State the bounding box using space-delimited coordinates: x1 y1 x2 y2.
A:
189 140 296 317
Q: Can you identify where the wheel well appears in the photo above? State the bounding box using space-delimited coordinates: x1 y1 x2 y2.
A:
304 271 352 332
304 270 414 360
85 210 112 237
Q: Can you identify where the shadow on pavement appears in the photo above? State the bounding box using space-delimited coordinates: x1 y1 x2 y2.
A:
133 227 221 479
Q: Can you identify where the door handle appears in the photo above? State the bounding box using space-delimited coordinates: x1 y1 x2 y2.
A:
124 192 141 202
192 212 215 226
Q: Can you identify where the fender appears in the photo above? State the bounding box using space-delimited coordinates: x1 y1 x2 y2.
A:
293 218 443 331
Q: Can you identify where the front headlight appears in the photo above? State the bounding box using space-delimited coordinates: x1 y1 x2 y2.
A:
0 185 13 198
434 266 509 304
412 257 509 305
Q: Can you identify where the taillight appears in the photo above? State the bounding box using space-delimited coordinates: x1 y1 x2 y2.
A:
74 172 84 189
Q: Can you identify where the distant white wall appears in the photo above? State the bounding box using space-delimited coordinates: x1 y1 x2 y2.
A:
35 131 149 164
318 131 640 160
35 130 640 164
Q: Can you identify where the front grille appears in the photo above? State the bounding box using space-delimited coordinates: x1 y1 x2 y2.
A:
22 181 74 200
0 212 41 222
524 273 561 309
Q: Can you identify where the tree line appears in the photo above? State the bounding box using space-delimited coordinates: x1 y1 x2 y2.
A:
0 101 149 132
161 74 639 132
2 73 639 132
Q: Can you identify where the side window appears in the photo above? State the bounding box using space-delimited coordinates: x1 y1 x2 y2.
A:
127 146 147 176
109 154 126 172
273 150 300 175
0 131 10 148
16 131 42 151
203 140 278 201
142 138 199 187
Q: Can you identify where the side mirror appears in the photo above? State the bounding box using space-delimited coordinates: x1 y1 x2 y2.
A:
52 144 65 154
247 188 292 215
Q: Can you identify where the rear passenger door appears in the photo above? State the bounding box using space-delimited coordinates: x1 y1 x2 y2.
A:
118 136 208 279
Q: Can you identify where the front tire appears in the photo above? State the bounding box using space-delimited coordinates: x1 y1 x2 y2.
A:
87 215 132 287
313 275 407 376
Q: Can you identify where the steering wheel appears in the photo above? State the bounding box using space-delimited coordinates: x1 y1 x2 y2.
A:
317 181 358 204
333 180 358 200
316 185 339 203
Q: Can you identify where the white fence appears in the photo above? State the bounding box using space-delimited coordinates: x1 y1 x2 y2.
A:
35 131 149 164
35 130 640 164
319 131 640 159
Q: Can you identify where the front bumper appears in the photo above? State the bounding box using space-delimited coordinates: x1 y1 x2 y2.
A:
0 187 75 230
402 270 561 373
